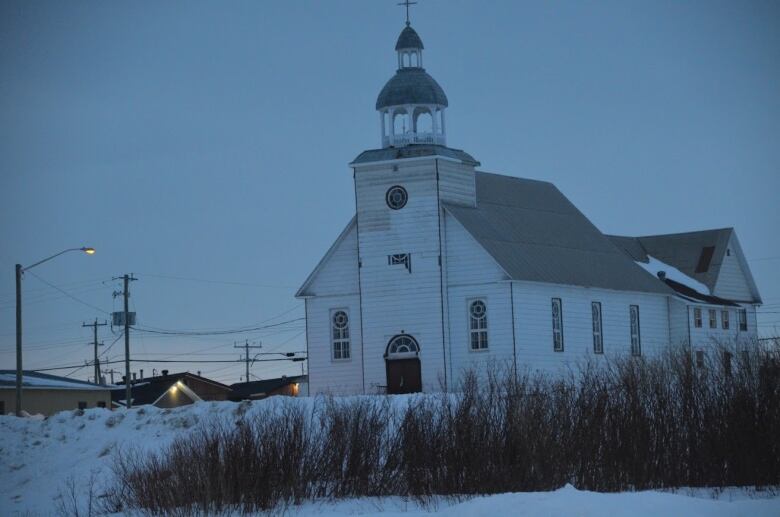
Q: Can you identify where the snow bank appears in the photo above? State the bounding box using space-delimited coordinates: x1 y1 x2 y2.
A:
289 485 780 517
1 399 778 516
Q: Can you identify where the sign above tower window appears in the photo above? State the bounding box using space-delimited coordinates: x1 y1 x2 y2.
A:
386 185 408 210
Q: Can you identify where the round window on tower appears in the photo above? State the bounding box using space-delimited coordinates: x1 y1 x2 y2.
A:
386 185 408 210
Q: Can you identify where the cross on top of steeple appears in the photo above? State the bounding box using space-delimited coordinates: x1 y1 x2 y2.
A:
397 0 417 26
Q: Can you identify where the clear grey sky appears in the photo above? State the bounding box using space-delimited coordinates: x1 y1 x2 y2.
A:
1 0 778 385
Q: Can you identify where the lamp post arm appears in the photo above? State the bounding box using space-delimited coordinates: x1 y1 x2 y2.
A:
22 248 87 272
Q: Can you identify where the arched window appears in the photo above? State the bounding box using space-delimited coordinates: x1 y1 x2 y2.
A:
393 111 408 135
331 310 350 360
387 334 420 356
415 110 433 134
469 299 488 350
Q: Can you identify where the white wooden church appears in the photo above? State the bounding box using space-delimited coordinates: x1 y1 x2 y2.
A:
296 20 763 395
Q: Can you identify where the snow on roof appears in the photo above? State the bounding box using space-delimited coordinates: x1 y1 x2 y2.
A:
635 255 710 296
0 371 108 391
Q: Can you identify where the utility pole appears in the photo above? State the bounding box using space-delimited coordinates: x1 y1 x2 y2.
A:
113 274 137 408
103 368 120 384
15 264 22 416
234 340 262 382
83 318 107 385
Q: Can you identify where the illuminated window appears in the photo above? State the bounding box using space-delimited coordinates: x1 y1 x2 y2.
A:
693 308 702 328
630 305 641 356
591 302 603 354
469 299 488 350
552 298 564 352
331 310 350 360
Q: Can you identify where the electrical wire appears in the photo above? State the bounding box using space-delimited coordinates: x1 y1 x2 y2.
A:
23 271 111 315
133 317 305 336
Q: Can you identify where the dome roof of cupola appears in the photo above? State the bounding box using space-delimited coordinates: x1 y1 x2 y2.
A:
395 24 424 50
375 68 448 110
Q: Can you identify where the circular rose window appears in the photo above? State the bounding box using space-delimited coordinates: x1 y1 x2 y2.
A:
385 185 408 210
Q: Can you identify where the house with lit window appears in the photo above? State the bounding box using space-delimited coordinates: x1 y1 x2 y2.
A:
295 21 762 395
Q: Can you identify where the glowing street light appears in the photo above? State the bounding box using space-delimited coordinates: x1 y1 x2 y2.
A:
15 246 95 416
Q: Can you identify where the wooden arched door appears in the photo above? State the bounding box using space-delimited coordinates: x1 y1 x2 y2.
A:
384 334 422 394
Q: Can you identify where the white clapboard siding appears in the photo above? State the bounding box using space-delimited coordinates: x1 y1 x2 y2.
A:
712 236 754 302
688 303 758 349
443 210 507 286
510 281 670 374
305 222 359 297
437 159 477 207
446 282 516 387
668 297 690 346
305 295 363 395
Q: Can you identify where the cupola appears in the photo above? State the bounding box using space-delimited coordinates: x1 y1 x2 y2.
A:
376 22 448 148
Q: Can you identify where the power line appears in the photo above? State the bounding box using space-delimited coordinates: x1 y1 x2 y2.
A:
134 303 303 334
133 317 305 336
30 356 306 372
23 271 111 315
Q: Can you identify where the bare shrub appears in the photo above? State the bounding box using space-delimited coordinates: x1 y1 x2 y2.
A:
106 345 780 513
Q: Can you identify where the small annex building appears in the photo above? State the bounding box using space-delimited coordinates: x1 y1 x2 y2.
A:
0 370 112 416
295 20 763 396
112 371 233 409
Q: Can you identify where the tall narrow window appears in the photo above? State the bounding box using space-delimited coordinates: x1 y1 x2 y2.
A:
552 298 564 352
591 302 603 354
693 308 702 328
738 309 747 331
708 309 717 329
696 350 705 368
721 310 730 330
630 305 641 356
331 310 351 360
469 299 488 350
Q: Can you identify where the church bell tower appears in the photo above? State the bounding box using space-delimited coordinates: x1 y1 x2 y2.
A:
348 9 480 394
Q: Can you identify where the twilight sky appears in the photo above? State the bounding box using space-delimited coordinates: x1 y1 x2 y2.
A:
1 0 778 385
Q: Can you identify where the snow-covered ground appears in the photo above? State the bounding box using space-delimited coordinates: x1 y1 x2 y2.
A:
1 399 778 516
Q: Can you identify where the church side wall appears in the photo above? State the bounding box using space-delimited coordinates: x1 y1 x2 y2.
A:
305 294 363 395
511 281 671 375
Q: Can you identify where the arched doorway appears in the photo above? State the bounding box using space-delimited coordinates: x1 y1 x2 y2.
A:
384 334 422 394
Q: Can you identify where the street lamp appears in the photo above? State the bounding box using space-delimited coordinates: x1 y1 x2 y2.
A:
15 247 95 416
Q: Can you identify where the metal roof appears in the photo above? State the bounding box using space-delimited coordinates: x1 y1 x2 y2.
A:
351 144 479 166
444 172 672 295
376 68 448 110
0 370 109 391
396 25 424 50
607 229 732 294
230 375 307 399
